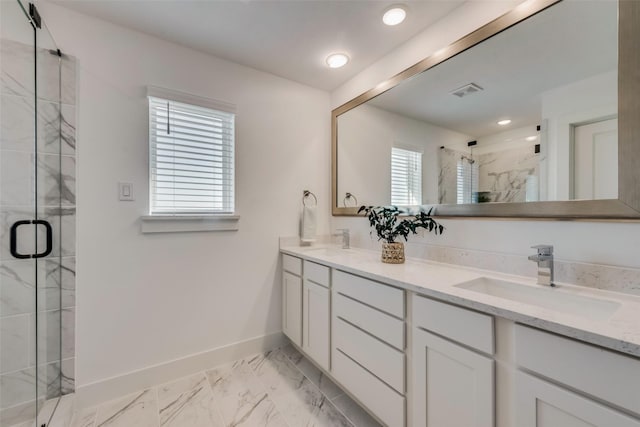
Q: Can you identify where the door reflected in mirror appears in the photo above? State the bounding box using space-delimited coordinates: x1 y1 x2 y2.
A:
336 0 618 208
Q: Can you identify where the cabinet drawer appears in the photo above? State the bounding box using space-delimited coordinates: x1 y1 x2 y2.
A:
304 260 330 287
334 293 404 350
413 294 494 355
333 270 404 318
516 325 640 416
282 254 302 276
332 349 405 427
334 318 405 393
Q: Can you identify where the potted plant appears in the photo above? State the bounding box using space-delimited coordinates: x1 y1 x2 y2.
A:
358 205 444 264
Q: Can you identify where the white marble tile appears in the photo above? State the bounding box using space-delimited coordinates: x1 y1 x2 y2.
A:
69 406 97 427
0 399 36 427
37 396 60 426
36 256 76 311
0 94 35 151
37 153 76 207
61 358 75 395
40 206 76 257
0 314 30 374
31 310 60 366
0 207 36 261
59 103 76 155
1 150 34 207
0 367 36 409
248 349 307 398
1 39 35 98
62 308 75 360
48 393 75 427
10 419 35 427
1 96 75 156
40 361 64 399
61 55 77 106
270 377 353 427
206 359 287 427
60 257 76 309
0 260 35 316
281 345 342 399
93 389 158 427
279 343 303 364
157 373 222 427
36 48 60 105
331 394 382 427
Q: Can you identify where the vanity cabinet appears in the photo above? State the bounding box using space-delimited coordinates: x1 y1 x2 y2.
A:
412 295 495 427
282 255 302 346
302 260 331 371
281 249 640 427
332 270 406 427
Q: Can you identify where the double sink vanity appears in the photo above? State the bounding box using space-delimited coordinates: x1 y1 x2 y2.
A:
280 244 640 427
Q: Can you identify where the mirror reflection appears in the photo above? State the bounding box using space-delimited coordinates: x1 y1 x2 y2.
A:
336 0 618 208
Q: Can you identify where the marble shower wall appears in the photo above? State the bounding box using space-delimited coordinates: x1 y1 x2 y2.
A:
438 147 463 205
0 38 76 425
476 144 539 203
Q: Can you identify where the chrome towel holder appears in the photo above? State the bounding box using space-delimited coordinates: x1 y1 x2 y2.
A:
303 190 317 207
343 192 358 207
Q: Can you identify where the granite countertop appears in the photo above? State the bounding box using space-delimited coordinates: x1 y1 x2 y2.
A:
280 244 640 358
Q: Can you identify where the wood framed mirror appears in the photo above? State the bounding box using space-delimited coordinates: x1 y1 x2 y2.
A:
332 0 640 219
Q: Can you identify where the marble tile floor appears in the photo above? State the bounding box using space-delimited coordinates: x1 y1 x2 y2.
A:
66 344 382 427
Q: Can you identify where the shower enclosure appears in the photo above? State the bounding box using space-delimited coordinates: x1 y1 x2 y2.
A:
1 1 76 426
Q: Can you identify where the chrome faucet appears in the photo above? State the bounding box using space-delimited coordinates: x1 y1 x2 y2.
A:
333 229 350 249
528 245 555 287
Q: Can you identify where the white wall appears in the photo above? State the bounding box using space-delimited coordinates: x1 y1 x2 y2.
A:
331 2 640 270
541 70 617 200
38 0 330 390
337 104 469 206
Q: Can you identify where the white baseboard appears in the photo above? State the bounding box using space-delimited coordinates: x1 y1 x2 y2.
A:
75 332 285 409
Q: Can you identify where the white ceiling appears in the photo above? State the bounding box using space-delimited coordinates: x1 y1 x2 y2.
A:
51 0 465 91
367 0 618 138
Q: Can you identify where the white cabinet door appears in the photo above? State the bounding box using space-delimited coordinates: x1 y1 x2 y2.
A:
412 328 494 427
516 372 640 427
303 279 330 371
282 271 302 347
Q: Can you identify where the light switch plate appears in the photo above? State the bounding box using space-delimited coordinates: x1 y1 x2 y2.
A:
119 182 134 201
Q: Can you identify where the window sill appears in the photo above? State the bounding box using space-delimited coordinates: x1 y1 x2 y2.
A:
140 214 240 233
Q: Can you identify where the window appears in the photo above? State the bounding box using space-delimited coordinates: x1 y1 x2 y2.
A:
391 147 422 205
456 156 478 204
148 90 235 215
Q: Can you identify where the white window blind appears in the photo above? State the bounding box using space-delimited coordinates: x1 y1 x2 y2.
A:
148 96 235 215
391 147 422 205
456 156 478 204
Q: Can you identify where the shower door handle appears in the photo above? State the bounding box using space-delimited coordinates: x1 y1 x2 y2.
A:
32 220 53 259
10 220 32 259
9 219 53 259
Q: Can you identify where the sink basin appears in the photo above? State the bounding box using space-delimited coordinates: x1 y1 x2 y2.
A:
455 277 620 320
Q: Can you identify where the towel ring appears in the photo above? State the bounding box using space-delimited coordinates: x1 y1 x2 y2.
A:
343 192 358 207
303 190 317 207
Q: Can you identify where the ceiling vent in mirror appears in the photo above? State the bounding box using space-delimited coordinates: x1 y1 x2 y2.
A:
450 83 484 98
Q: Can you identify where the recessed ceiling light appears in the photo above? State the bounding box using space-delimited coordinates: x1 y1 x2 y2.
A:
526 135 538 141
326 53 349 69
497 119 512 126
383 6 406 26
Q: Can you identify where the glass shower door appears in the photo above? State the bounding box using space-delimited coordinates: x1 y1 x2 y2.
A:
35 8 65 427
1 1 65 425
